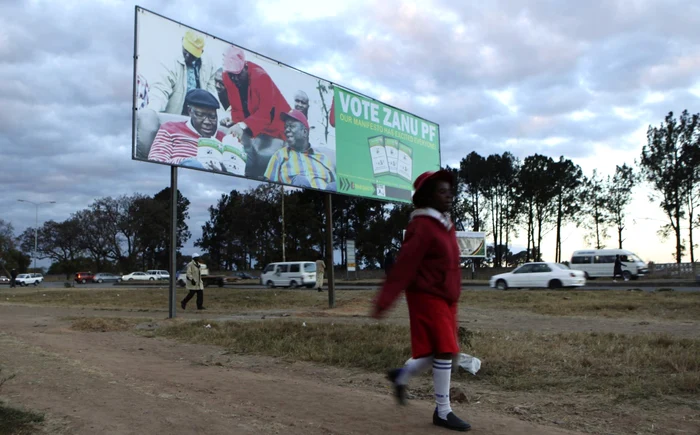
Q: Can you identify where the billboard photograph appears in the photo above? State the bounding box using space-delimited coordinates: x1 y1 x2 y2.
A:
133 7 441 202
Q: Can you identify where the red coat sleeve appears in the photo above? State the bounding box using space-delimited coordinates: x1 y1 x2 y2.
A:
374 219 431 314
329 99 335 127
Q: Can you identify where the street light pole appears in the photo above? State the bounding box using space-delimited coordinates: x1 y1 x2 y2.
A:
17 200 56 271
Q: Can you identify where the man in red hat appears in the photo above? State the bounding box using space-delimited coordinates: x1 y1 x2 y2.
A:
371 170 471 432
220 45 291 179
264 109 336 191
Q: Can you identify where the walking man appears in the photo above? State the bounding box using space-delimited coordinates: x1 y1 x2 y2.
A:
613 254 627 282
181 253 205 310
315 257 326 292
10 268 18 288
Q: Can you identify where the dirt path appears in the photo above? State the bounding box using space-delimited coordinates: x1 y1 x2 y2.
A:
0 305 587 435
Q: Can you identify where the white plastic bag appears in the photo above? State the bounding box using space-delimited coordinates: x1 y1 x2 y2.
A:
455 353 481 375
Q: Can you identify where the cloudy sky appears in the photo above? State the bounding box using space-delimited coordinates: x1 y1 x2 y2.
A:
1 0 698 266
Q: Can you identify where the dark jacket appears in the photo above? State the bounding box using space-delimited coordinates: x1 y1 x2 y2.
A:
614 258 625 274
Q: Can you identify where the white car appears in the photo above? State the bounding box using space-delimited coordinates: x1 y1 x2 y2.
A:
146 270 170 280
121 271 157 281
15 273 44 286
489 262 586 290
0 275 9 283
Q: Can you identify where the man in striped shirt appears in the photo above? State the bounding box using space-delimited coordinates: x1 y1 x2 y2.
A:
148 89 225 166
264 110 336 191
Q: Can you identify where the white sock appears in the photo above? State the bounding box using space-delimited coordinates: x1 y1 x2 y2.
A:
433 358 453 419
396 356 432 385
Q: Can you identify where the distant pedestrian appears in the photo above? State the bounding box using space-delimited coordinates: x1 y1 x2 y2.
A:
613 255 627 282
384 250 395 276
315 257 326 292
181 253 205 310
10 268 18 288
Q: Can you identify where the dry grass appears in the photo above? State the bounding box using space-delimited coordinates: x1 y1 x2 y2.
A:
461 289 700 320
3 288 338 311
154 319 700 400
5 288 700 321
0 406 44 435
70 317 143 332
0 368 43 435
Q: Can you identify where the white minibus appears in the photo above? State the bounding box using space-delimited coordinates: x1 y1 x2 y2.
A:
260 261 317 288
570 249 648 280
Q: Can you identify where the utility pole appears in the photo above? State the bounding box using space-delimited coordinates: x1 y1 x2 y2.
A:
17 200 56 271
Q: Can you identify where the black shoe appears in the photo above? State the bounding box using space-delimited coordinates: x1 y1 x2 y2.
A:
433 410 471 432
180 301 186 310
387 368 407 405
197 307 206 310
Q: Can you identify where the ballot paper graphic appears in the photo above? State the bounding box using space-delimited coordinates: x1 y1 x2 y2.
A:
368 135 413 181
368 135 390 177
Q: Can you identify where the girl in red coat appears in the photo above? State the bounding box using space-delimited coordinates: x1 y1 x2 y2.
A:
371 170 470 432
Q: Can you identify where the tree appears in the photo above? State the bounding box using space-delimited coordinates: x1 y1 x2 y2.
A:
551 157 584 262
606 164 637 249
0 219 16 264
19 219 83 278
679 114 700 268
459 152 488 232
518 154 557 261
481 153 520 267
443 166 468 230
640 111 694 263
74 208 113 272
0 220 29 274
582 170 610 249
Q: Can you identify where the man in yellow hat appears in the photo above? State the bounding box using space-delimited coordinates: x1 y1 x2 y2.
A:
149 30 218 115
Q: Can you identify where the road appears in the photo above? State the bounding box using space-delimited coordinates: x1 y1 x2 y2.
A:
4 281 700 292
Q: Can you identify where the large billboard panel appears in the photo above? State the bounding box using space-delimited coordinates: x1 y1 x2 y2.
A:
133 7 440 202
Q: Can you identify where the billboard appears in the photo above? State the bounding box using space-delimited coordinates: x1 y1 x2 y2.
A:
133 7 440 203
456 232 486 258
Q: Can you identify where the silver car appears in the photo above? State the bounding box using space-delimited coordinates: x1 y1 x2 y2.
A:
93 273 122 283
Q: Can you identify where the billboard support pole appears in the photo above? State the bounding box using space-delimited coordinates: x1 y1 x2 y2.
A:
325 193 335 308
168 166 178 319
281 185 286 262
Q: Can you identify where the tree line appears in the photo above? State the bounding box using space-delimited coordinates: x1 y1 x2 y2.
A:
0 188 191 277
0 110 697 275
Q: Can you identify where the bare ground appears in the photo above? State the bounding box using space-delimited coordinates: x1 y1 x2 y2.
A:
0 305 591 435
0 302 698 435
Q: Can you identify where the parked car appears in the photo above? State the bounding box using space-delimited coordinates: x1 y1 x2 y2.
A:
260 261 317 289
146 270 170 280
0 275 9 283
236 272 255 280
75 272 95 284
121 271 157 281
489 262 586 290
93 273 122 283
15 273 44 286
